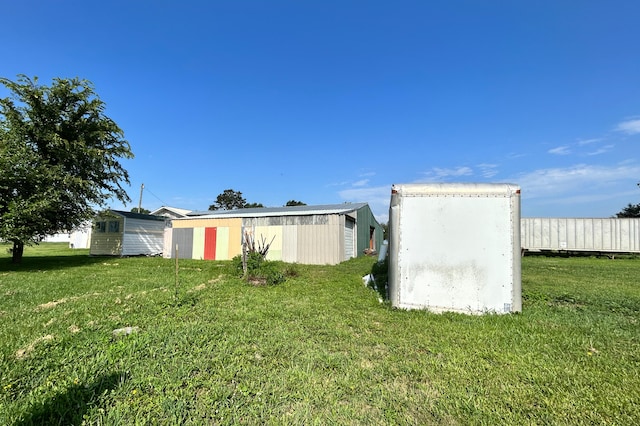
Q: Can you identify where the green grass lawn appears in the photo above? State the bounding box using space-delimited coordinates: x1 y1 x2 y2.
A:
1 243 639 425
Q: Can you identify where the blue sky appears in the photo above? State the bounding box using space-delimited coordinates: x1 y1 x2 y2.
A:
3 1 639 222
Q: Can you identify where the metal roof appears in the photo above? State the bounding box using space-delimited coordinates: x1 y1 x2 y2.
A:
106 210 167 221
150 206 192 217
184 203 369 220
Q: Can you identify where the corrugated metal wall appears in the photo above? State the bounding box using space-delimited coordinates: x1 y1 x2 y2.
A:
295 215 342 264
204 228 217 260
167 207 383 264
243 215 343 264
172 218 242 259
356 206 384 255
521 218 640 253
172 228 194 259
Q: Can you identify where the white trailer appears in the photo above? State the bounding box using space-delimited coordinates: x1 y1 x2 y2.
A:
521 217 640 254
388 183 521 314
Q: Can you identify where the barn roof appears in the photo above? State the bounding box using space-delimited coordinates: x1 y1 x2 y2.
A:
185 203 369 220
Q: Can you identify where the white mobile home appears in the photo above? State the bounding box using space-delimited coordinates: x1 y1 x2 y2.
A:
388 183 522 315
90 210 166 256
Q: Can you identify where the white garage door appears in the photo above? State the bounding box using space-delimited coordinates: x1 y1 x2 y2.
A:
344 218 355 260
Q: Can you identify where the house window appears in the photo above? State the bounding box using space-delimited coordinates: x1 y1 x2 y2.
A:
108 221 120 233
95 221 106 233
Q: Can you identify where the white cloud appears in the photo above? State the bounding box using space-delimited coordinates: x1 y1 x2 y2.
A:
587 144 614 156
513 163 640 200
352 179 370 187
477 163 499 178
421 166 473 181
507 152 526 159
577 138 603 146
548 145 571 155
615 118 640 135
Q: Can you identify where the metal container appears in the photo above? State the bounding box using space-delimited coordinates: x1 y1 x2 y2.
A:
521 217 640 253
388 183 522 314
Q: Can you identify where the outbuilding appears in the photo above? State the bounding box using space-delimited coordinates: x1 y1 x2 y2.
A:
90 210 166 256
168 203 383 265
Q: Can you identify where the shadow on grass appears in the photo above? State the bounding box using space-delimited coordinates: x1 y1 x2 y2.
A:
15 371 126 426
0 254 110 273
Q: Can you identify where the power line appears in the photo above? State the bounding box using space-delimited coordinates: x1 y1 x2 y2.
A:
143 185 168 206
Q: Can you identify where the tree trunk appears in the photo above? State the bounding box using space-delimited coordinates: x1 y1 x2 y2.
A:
11 240 24 264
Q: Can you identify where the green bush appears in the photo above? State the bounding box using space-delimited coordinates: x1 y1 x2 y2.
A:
231 253 291 285
369 257 388 300
231 252 264 276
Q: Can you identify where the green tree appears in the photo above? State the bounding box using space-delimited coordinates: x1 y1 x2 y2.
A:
285 200 306 206
0 75 133 263
244 202 264 208
615 203 640 218
131 207 151 214
209 189 247 210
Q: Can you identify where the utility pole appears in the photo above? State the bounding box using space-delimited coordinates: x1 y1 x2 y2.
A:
138 183 144 213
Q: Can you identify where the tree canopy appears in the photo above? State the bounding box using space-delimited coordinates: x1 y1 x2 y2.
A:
131 207 151 214
0 75 133 263
285 200 306 206
615 203 640 218
208 189 265 210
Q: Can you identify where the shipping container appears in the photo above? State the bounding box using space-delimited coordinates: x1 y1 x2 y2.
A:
388 183 521 314
521 217 640 253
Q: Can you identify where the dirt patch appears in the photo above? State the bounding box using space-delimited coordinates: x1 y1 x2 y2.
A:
208 274 224 284
189 284 206 293
15 335 54 360
37 298 68 310
248 277 267 286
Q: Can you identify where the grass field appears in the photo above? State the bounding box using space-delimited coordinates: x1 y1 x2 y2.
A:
1 243 639 425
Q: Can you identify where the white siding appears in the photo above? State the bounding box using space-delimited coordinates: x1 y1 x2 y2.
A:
121 218 165 256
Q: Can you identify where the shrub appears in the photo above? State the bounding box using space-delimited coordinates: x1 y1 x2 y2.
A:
231 253 292 286
369 257 389 300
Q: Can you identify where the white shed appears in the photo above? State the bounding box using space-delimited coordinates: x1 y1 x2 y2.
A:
90 210 166 256
388 183 522 315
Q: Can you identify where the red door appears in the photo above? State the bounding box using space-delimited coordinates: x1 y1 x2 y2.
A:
204 227 217 260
